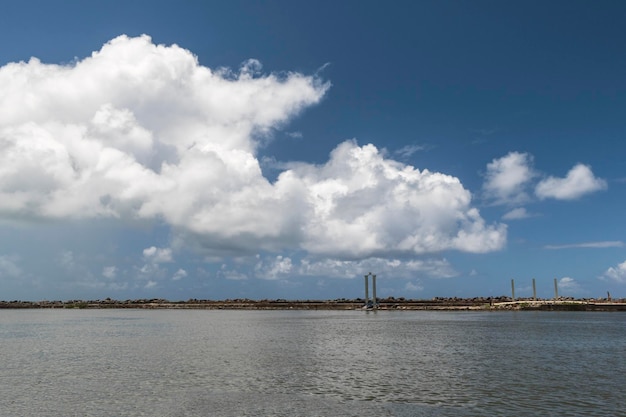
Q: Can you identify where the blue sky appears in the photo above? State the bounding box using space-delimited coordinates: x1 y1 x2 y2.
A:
0 0 625 301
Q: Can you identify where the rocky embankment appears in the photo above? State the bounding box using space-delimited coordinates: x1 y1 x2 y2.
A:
0 296 624 311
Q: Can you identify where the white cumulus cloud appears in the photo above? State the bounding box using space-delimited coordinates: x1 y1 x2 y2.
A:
483 152 535 205
143 246 173 263
255 255 293 280
535 164 607 200
0 34 505 262
289 141 506 258
602 260 626 283
172 268 187 281
0 34 328 222
558 277 581 293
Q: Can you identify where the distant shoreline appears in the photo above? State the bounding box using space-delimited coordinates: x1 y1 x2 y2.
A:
1 297 625 311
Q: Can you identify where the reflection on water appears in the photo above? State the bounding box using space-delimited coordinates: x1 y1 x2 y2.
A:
0 310 624 416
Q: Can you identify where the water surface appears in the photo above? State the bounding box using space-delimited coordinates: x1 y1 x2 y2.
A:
1 310 624 416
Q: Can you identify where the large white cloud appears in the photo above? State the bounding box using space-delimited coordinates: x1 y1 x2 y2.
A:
285 141 506 257
0 34 505 260
0 35 326 219
535 164 607 200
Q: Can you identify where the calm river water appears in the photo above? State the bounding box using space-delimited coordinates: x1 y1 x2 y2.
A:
0 309 624 416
